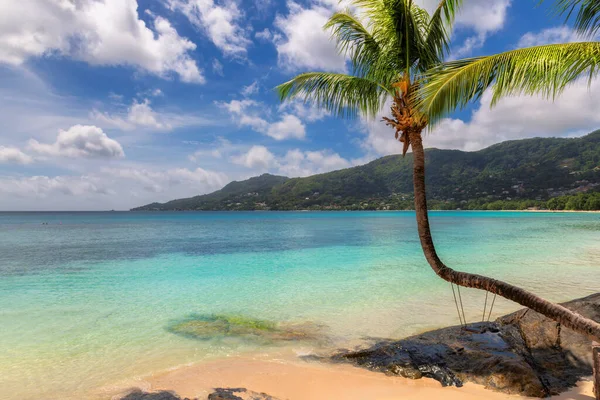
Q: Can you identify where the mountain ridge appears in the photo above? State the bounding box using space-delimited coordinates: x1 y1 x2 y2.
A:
132 131 600 211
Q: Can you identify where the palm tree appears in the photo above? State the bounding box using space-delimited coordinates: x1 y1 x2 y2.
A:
412 0 600 338
277 0 600 346
416 1 600 396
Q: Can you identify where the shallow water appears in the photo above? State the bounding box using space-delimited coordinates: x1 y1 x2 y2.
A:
1 211 599 399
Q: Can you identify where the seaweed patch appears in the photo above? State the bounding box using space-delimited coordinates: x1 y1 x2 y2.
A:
167 314 324 343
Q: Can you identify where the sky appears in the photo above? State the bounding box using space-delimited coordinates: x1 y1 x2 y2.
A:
1 0 599 211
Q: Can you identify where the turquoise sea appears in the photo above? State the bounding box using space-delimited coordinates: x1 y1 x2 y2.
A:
1 211 599 400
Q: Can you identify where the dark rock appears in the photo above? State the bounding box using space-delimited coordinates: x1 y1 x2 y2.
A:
208 388 281 400
497 293 600 395
333 293 600 397
119 389 192 400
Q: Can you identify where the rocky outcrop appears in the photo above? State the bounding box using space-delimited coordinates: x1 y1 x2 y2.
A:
333 293 600 397
207 388 281 400
118 389 191 400
119 388 280 400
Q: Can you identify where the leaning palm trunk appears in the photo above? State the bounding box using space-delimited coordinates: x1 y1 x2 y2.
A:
408 130 600 342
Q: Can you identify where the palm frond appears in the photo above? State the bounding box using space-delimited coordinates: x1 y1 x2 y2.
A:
551 0 600 36
276 72 392 120
324 11 385 79
425 0 464 62
418 41 600 125
352 0 432 75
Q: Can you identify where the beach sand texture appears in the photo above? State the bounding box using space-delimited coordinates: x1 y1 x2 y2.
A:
106 355 595 400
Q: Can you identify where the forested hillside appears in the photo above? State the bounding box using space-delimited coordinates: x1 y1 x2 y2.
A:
132 131 600 211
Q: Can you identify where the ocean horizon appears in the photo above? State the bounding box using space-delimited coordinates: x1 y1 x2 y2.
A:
2 211 599 399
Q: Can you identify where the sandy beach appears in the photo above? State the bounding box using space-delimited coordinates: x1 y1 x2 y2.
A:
104 352 595 400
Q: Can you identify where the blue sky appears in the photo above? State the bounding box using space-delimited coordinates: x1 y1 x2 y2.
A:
1 0 599 210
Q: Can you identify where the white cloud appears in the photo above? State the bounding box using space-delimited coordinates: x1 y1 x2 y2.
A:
230 145 351 176
278 149 351 176
449 0 512 58
28 125 125 159
91 110 134 131
0 0 204 83
273 1 346 72
218 100 306 140
188 137 235 161
231 145 276 169
168 0 250 57
452 34 487 59
106 166 227 191
212 58 225 76
279 100 330 122
91 98 214 132
189 148 222 161
255 28 273 41
220 99 257 114
518 26 589 47
218 99 270 131
305 149 351 171
127 99 168 129
455 0 511 35
0 146 33 164
0 175 114 200
266 114 306 140
108 92 124 102
241 80 259 97
240 115 270 132
0 165 228 210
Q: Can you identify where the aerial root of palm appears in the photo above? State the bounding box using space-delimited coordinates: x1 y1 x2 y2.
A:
408 128 600 363
593 341 600 400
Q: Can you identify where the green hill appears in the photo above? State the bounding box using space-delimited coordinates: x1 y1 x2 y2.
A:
134 173 288 211
132 131 600 211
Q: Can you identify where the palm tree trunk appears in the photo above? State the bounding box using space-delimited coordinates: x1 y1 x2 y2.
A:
408 130 600 343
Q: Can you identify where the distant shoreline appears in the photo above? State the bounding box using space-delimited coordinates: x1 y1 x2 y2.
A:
128 209 600 213
1 209 599 213
498 209 600 213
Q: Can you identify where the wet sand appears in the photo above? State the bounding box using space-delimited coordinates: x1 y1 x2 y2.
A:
105 353 595 400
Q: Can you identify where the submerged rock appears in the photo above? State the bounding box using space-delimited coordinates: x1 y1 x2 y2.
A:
167 314 323 343
333 293 600 397
208 388 281 400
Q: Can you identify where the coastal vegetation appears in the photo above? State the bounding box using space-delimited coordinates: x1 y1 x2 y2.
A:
133 131 600 211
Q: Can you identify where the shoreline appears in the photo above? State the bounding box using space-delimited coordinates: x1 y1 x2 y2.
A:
2 209 600 213
105 352 595 400
129 209 600 213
